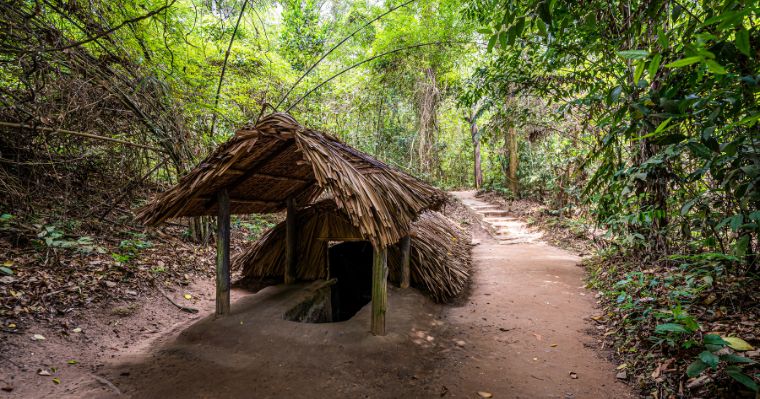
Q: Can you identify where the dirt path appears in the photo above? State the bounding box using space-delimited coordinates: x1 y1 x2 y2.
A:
3 192 635 398
435 191 632 398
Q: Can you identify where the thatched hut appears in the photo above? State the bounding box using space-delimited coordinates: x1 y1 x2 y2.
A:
234 200 470 303
137 113 449 335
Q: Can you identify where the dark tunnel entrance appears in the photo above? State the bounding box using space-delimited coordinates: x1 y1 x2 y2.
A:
283 241 373 323
328 241 373 322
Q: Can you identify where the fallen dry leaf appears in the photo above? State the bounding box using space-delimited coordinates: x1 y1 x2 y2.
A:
477 391 493 398
31 334 45 341
722 336 754 351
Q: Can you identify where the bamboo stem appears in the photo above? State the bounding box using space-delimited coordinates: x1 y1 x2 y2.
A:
0 121 164 152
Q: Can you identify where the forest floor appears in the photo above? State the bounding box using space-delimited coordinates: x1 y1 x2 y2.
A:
0 193 633 398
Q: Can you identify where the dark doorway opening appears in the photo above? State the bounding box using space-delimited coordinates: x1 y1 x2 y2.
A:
328 241 373 322
283 241 373 323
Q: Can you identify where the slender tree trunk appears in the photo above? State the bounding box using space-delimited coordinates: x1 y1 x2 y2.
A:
416 67 439 178
469 114 483 189
507 124 519 197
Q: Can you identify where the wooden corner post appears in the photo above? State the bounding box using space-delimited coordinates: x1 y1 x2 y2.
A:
284 197 298 284
400 235 411 289
371 246 388 336
216 188 231 316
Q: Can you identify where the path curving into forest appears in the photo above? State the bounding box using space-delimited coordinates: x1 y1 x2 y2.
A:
435 191 633 398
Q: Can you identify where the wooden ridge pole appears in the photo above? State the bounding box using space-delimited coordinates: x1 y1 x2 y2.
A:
400 236 411 289
371 246 388 336
215 188 231 316
285 197 298 284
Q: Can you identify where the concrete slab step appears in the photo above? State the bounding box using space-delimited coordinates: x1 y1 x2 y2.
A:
479 210 510 217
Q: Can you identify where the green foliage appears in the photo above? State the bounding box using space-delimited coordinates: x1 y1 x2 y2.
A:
234 215 276 241
461 0 758 273
685 335 758 392
111 234 152 264
279 0 328 71
36 226 104 254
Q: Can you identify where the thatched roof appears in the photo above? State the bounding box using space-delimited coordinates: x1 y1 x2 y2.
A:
136 113 446 247
234 200 471 303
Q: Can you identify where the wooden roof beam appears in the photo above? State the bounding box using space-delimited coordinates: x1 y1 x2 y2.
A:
246 172 311 183
199 197 282 208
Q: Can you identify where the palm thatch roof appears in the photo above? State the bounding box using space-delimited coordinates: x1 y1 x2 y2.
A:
234 200 471 303
136 113 446 248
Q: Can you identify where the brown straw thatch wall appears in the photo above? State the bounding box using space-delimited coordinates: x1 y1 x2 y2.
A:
233 200 471 303
136 113 446 248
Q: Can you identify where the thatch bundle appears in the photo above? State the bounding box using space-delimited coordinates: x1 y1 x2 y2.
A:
233 200 471 303
136 113 446 248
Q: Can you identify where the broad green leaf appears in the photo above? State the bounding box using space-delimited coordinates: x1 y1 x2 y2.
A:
729 214 744 232
726 367 758 392
698 350 719 369
703 334 728 346
535 19 547 36
686 359 708 377
0 266 12 275
617 50 649 59
723 336 755 351
703 59 726 74
680 198 698 216
687 142 713 159
633 60 645 85
487 34 498 52
734 235 750 257
720 354 756 364
655 323 688 334
648 54 662 78
736 29 750 56
665 56 703 68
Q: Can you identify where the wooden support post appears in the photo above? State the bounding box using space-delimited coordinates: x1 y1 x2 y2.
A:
215 188 231 316
371 246 388 336
284 197 298 284
400 236 411 289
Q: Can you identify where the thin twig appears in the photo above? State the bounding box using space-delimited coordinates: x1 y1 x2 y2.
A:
275 0 417 110
210 0 249 136
286 41 453 112
90 374 122 396
38 0 176 53
157 287 199 314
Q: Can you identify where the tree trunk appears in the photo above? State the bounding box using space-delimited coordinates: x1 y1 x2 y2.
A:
469 114 483 189
416 67 439 179
507 124 519 197
371 246 388 336
215 189 231 316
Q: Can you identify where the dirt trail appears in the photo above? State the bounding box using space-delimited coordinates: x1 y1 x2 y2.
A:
6 191 635 398
436 191 632 398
